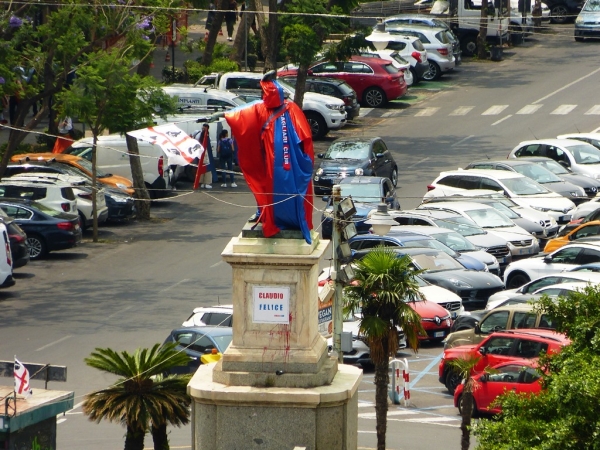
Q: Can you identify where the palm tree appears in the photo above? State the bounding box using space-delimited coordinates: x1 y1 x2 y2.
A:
82 343 192 450
345 248 426 450
446 355 481 450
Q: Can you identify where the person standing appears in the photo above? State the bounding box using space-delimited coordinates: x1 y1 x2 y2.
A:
217 129 237 187
52 116 74 153
204 2 216 41
224 0 238 41
193 123 213 189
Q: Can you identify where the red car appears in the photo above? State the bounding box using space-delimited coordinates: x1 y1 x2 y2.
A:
439 329 570 394
454 359 542 416
409 298 453 342
278 56 407 108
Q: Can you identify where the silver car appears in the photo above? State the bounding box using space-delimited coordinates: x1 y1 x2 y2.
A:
575 0 600 41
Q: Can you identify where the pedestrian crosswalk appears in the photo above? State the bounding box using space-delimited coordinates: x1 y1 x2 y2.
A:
358 408 460 428
361 104 600 119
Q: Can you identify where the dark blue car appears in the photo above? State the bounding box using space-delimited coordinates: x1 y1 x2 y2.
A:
348 230 488 272
164 326 233 374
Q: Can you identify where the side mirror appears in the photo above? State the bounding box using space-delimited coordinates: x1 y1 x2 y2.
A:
543 254 553 263
474 323 481 334
568 234 573 241
375 152 385 158
480 373 488 382
317 153 324 159
479 346 487 356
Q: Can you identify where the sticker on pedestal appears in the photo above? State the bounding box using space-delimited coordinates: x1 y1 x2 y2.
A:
253 286 290 324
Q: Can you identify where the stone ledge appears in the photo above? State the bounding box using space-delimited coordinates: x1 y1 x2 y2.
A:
224 233 330 261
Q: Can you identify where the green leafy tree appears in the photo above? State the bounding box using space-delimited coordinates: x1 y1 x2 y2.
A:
474 286 600 450
345 248 425 450
83 343 192 450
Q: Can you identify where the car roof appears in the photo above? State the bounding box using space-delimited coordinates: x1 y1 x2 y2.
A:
516 138 596 148
438 169 526 180
557 133 600 140
14 152 84 162
282 75 349 86
563 242 600 250
385 229 433 240
495 328 570 344
171 326 233 336
514 156 558 162
420 201 496 212
536 281 590 292
191 305 233 314
393 225 456 236
0 179 71 188
470 160 538 168
389 247 443 256
349 55 395 65
339 176 386 185
528 271 600 283
390 208 465 219
331 137 379 145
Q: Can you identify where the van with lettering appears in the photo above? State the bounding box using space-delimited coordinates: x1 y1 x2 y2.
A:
161 85 247 110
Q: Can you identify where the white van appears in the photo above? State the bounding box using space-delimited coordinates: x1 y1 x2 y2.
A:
200 71 347 139
0 223 14 289
68 135 170 198
161 85 247 110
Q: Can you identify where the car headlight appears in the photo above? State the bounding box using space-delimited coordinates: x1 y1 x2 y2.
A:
111 196 129 203
316 168 324 176
531 205 550 212
576 16 583 23
116 183 128 190
326 104 342 111
355 168 364 175
483 264 489 272
447 278 472 288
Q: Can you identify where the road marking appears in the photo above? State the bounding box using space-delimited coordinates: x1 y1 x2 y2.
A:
57 418 67 425
410 353 443 388
533 67 600 104
407 157 430 168
36 335 73 352
415 107 440 117
361 108 374 117
481 105 508 115
585 105 600 115
159 278 189 293
551 104 577 115
451 135 474 147
358 431 377 434
358 402 375 408
449 106 474 116
516 104 543 115
593 125 600 133
492 115 513 126
68 401 85 412
402 416 458 423
107 305 133 319
382 111 400 118
210 261 223 268
359 410 414 419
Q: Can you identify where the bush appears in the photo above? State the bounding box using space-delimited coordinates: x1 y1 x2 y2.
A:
162 66 186 84
184 58 239 83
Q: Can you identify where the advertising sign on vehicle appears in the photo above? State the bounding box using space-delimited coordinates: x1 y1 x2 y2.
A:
318 282 334 338
252 286 290 324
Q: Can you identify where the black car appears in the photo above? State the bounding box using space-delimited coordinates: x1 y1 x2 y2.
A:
0 212 29 268
279 76 361 120
163 326 233 374
0 199 82 260
545 0 584 23
320 176 399 239
313 137 398 196
4 162 135 221
384 247 505 309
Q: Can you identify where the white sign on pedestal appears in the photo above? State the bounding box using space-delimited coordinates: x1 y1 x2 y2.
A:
252 286 290 324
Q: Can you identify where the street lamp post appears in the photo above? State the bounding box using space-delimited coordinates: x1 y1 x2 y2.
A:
365 203 397 237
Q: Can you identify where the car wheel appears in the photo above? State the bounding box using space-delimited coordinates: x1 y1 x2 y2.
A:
305 112 327 139
26 235 47 260
506 272 531 289
78 211 87 232
145 182 157 200
550 5 569 23
423 61 441 81
445 369 463 395
184 164 197 182
363 87 387 108
390 167 398 187
461 36 477 57
457 393 478 417
360 361 375 370
409 68 421 85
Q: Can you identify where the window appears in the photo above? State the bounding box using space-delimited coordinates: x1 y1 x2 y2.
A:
511 312 537 329
479 311 509 334
357 239 383 250
190 334 216 353
523 276 563 293
206 313 232 327
573 224 600 240
456 176 480 190
479 177 503 191
317 83 338 97
413 218 433 226
437 175 462 188
0 186 47 201
577 248 600 265
385 42 407 51
546 146 569 165
0 205 33 220
482 336 515 355
175 332 194 347
225 78 261 89
373 140 387 156
470 163 495 170
487 364 523 383
551 247 582 264
514 339 548 358
394 216 411 225
515 144 542 157
344 63 373 74
207 99 236 108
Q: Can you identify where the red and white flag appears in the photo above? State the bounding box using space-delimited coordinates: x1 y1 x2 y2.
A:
14 357 32 398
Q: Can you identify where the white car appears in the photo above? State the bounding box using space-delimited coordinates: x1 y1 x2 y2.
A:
395 225 500 275
570 196 600 222
0 222 14 289
8 173 109 230
486 272 600 310
417 201 540 259
0 179 77 215
503 243 600 289
510 138 600 181
424 169 576 223
358 49 414 85
182 305 233 327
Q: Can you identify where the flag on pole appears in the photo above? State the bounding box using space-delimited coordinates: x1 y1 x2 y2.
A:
14 357 33 398
127 124 204 167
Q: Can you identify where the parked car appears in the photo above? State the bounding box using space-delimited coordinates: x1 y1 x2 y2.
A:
486 271 600 308
425 169 576 223
387 209 513 269
444 303 556 349
279 56 408 108
385 26 456 81
439 329 570 394
513 156 600 199
313 137 398 195
365 29 430 83
0 178 77 215
417 201 540 259
0 222 15 288
163 326 233 374
567 198 600 225
509 139 600 181
321 176 399 239
13 154 135 195
182 305 233 327
278 76 361 120
544 220 600 252
503 242 600 288
0 212 29 269
0 199 82 260
348 231 488 273
161 85 247 109
574 0 600 40
465 160 588 205
454 360 542 416
557 132 600 150
357 49 414 86
370 247 505 309
545 0 585 23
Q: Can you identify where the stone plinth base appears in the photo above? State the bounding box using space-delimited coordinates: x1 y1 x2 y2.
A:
189 363 362 450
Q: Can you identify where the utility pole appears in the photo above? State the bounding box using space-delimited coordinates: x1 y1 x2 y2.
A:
331 184 344 363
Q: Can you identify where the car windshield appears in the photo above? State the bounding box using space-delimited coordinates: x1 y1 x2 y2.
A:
324 141 370 160
212 335 233 352
568 144 600 164
391 54 410 66
400 238 458 257
74 157 111 178
484 201 520 219
465 208 515 228
534 158 570 175
31 201 65 217
410 250 464 272
512 163 562 184
433 217 486 236
583 0 600 11
340 183 382 203
432 230 478 251
276 79 295 95
502 176 549 195
382 63 399 74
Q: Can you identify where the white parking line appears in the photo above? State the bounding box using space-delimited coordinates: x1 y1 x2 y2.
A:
449 106 474 116
533 67 600 104
585 105 600 115
361 108 374 117
210 261 223 268
516 104 543 115
481 105 508 115
450 135 474 147
107 305 133 319
492 115 513 126
36 335 73 352
415 107 440 117
407 157 430 168
159 278 189 293
551 105 577 115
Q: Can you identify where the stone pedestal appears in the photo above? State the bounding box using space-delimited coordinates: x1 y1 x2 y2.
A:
188 225 362 449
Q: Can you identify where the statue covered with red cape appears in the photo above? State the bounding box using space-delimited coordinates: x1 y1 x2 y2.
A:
224 72 314 243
